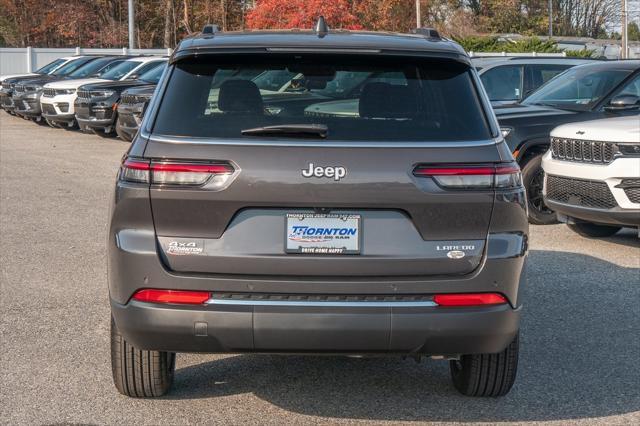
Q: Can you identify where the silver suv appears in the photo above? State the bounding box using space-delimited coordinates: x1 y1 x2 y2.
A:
108 23 528 398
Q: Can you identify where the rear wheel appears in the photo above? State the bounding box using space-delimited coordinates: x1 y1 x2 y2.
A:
110 316 175 397
567 222 621 238
522 154 557 225
450 332 519 397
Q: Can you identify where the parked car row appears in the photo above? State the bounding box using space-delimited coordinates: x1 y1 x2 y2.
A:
0 55 166 141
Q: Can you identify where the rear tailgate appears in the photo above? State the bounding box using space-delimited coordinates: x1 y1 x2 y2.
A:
145 141 499 277
141 52 505 278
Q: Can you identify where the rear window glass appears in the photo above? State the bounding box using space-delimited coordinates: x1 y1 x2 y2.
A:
152 55 492 142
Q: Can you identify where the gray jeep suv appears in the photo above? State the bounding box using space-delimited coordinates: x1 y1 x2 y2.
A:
109 22 528 398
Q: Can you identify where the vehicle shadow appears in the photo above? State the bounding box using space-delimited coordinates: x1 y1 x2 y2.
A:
601 227 640 249
163 250 640 422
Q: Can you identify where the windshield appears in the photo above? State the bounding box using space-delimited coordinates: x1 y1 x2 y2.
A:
523 66 633 111
100 60 141 81
152 55 492 142
35 58 67 74
51 58 93 76
68 58 121 78
140 64 167 84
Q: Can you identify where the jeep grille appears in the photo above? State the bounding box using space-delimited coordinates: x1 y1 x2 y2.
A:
551 137 615 164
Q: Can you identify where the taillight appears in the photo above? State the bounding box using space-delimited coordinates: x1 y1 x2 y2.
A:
413 164 522 189
119 157 234 187
151 162 234 186
433 293 507 307
132 289 210 305
120 158 150 183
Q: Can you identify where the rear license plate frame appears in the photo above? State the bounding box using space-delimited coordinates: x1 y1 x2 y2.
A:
285 213 361 255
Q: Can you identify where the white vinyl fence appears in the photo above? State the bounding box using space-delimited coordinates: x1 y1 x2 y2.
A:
0 47 172 75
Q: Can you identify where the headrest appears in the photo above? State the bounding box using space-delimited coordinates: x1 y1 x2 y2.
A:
218 79 263 113
359 82 417 119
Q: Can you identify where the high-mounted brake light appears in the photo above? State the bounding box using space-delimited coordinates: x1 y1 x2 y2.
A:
132 289 211 305
119 157 234 187
433 293 507 307
413 164 522 189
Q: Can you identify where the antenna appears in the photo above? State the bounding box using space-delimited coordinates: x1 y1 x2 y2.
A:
314 16 329 38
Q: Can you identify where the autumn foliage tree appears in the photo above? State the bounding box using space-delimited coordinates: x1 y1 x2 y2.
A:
0 0 627 48
246 0 362 30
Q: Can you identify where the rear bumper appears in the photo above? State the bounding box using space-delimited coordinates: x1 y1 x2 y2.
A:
111 298 520 355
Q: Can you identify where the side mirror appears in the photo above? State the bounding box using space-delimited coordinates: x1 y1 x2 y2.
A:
141 100 150 117
127 73 140 80
604 95 640 112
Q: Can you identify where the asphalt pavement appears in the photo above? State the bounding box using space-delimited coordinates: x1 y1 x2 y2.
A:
1 112 639 425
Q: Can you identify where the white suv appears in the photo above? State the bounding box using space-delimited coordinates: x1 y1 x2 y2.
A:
542 115 640 237
40 56 166 128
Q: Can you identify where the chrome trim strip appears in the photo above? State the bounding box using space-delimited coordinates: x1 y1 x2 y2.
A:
204 298 438 307
143 133 501 149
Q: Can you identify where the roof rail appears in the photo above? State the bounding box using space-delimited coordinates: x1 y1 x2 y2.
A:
202 24 220 35
412 28 441 40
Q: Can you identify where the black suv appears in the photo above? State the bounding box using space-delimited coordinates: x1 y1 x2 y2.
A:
75 61 166 135
116 84 157 141
12 56 129 124
495 60 640 224
109 22 528 398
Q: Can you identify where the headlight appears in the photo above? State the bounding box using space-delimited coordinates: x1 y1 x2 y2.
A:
91 90 115 98
57 88 76 95
500 127 513 138
617 144 640 156
25 85 42 92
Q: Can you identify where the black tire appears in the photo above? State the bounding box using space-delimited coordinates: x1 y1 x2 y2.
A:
521 154 557 225
567 222 621 238
450 332 519 397
110 317 175 398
